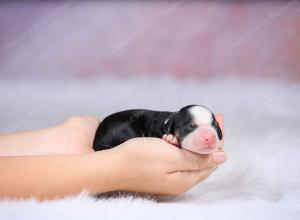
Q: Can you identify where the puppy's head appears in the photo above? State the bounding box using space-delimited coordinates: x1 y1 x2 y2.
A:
165 105 223 154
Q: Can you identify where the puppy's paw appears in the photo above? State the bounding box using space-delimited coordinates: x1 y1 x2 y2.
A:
162 134 181 147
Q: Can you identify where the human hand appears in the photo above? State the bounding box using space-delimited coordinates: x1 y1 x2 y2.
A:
110 115 225 196
61 114 226 196
0 114 225 200
61 116 101 154
0 116 101 156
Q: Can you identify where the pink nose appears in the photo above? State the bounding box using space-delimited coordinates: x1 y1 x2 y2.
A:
202 133 216 145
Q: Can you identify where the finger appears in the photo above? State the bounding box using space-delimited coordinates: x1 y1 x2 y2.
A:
188 165 218 187
168 165 217 191
170 148 226 172
215 114 224 132
215 114 224 150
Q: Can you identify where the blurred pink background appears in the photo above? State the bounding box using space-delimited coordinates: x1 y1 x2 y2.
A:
0 1 299 80
1 2 300 216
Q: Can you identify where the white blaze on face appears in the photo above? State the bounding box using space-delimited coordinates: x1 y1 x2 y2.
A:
181 106 220 154
189 106 213 125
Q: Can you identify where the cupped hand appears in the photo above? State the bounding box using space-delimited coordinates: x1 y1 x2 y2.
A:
63 114 226 196
113 136 226 195
61 116 101 154
104 114 226 195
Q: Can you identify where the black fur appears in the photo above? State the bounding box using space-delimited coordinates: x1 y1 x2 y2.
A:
93 105 222 151
212 115 223 140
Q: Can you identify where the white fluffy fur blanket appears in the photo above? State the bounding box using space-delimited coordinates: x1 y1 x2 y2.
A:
0 77 299 219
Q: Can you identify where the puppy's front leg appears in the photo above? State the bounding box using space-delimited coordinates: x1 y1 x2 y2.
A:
162 134 181 147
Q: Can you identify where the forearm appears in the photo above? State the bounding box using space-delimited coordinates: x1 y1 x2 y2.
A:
0 150 121 200
0 126 68 156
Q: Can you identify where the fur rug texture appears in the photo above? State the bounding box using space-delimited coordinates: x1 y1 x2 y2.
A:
0 76 299 219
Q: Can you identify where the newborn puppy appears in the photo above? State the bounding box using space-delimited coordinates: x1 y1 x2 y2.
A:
93 105 223 154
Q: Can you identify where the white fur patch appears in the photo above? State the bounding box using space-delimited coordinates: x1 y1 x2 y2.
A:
189 105 213 125
181 126 220 154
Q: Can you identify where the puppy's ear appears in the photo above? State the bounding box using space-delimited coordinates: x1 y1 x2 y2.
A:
212 119 223 140
164 113 178 134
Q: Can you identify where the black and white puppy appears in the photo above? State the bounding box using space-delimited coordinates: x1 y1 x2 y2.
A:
93 105 223 154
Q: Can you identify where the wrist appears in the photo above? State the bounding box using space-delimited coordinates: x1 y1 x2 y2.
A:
81 148 124 194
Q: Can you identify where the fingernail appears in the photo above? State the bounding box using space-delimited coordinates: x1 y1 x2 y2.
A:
213 152 226 163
